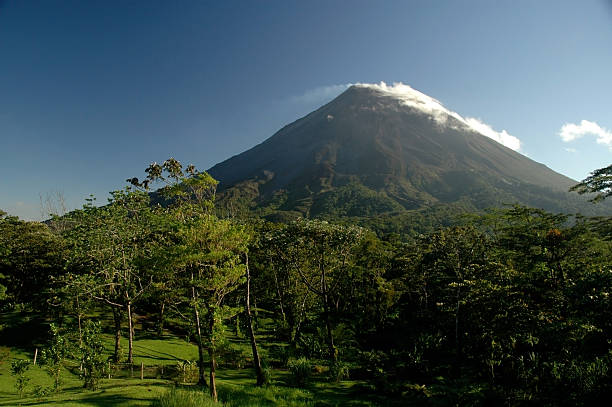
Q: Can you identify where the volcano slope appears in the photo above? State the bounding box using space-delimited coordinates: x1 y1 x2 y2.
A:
209 83 609 231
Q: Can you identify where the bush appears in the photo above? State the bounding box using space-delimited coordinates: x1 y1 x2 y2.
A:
33 384 51 401
80 320 107 390
174 360 199 384
10 359 31 397
328 360 349 382
288 357 311 387
260 359 272 386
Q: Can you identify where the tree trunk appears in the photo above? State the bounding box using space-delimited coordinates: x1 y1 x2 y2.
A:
112 306 122 362
158 302 165 336
454 282 463 365
208 311 218 402
76 295 83 347
272 266 286 322
252 289 259 321
127 301 134 364
193 286 207 387
245 254 264 386
291 293 308 347
320 262 337 363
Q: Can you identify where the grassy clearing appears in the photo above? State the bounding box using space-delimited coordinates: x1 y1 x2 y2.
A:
0 313 399 407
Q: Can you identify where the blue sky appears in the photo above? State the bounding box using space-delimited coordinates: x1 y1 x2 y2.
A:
1 0 611 219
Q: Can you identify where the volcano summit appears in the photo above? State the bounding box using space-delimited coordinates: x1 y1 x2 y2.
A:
209 83 605 223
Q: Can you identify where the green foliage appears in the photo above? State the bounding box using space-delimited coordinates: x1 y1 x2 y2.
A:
154 385 317 407
10 359 31 397
2 152 612 407
0 215 66 309
311 182 404 217
174 360 199 384
287 357 312 387
571 163 612 202
80 320 106 390
328 360 349 382
40 323 71 392
372 205 612 404
32 383 52 400
267 219 364 362
260 360 272 387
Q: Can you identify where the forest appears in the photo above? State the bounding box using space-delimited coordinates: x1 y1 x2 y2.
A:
0 159 611 406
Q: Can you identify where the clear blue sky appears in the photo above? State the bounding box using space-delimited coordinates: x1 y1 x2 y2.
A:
2 0 611 219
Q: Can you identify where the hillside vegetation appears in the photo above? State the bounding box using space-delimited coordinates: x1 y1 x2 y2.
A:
0 158 611 406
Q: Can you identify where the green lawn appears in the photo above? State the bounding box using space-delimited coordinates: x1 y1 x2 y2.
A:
0 313 402 407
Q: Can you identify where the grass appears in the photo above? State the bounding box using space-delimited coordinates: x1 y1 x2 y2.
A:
0 311 401 406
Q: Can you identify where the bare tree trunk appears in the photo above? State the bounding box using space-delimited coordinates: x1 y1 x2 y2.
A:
127 301 134 364
292 293 308 347
193 285 207 387
158 302 165 336
208 312 218 402
76 295 83 347
245 254 264 386
455 284 461 361
252 289 259 321
272 266 286 322
112 306 122 362
320 262 337 363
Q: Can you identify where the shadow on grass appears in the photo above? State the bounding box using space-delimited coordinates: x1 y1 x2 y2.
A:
0 381 167 407
131 344 186 362
5 393 153 407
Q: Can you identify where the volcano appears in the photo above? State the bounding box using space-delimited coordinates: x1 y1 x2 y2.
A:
208 83 607 223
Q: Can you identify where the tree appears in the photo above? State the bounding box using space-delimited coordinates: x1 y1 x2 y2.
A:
268 219 364 363
131 158 250 401
10 359 30 398
80 320 106 390
63 190 157 363
40 323 71 392
570 164 612 202
0 213 66 310
244 250 265 386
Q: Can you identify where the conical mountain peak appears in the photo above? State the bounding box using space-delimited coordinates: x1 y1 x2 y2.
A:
339 82 521 151
209 83 607 223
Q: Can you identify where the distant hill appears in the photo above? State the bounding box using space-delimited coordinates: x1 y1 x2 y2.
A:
209 83 610 230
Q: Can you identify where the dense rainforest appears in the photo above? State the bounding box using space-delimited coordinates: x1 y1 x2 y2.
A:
0 159 611 406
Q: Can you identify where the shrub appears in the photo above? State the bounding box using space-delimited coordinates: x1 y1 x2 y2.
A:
175 360 198 384
287 357 311 387
40 323 70 393
33 384 51 401
260 359 272 386
328 360 349 382
80 320 107 390
10 359 31 397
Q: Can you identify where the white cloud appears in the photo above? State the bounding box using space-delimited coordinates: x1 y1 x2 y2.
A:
559 120 612 148
464 117 521 152
355 82 464 124
290 84 351 105
356 82 521 151
564 147 577 153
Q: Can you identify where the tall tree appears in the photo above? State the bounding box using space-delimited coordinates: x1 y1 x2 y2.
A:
63 189 156 363
131 158 250 401
269 219 364 363
0 212 66 310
